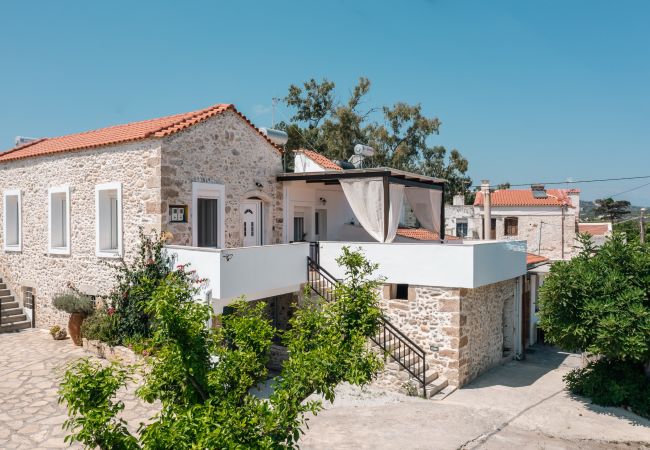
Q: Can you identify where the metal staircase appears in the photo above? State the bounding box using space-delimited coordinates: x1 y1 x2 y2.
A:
307 256 444 398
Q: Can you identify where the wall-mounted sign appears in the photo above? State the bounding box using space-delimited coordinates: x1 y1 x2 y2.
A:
169 205 188 223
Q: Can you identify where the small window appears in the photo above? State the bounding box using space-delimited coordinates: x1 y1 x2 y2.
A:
48 185 70 255
96 183 122 257
456 221 468 238
3 190 22 252
395 284 409 300
504 217 518 236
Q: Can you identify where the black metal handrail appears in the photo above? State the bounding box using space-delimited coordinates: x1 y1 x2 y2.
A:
306 257 428 397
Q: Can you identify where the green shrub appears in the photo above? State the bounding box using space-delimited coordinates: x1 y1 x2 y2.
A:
53 292 95 316
81 309 118 346
108 228 173 343
565 359 650 419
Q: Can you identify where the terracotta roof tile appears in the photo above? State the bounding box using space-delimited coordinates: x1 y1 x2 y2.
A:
526 253 549 265
0 104 282 163
296 149 342 171
474 189 573 207
396 228 460 241
578 223 611 236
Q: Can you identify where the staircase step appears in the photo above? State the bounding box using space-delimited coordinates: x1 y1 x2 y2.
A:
1 307 22 317
430 385 457 401
0 283 6 290
1 313 26 324
422 377 448 398
0 295 15 303
0 289 10 297
424 370 439 385
0 320 31 333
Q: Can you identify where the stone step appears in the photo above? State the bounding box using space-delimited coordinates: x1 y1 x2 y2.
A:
1 306 22 317
1 313 26 324
0 289 10 297
0 320 31 333
0 295 15 303
0 283 6 290
430 385 457 401
422 377 448 398
424 370 439 385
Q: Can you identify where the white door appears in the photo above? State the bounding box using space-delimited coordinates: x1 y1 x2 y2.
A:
242 200 261 247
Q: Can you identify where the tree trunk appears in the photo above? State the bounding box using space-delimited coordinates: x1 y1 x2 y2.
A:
68 313 84 346
645 361 650 379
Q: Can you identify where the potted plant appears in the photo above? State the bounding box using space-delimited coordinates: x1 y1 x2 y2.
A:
52 291 95 346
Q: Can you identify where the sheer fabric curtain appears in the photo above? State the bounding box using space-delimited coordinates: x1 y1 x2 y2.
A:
339 178 404 243
404 188 443 237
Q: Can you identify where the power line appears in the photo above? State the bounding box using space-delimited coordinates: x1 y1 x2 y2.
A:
472 174 650 190
610 181 650 198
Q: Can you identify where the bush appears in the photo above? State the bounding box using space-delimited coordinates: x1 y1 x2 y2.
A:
108 228 173 344
565 359 650 419
50 325 67 340
81 309 118 346
53 292 95 316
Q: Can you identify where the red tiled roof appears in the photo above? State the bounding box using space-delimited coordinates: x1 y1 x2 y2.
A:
526 253 549 265
578 223 610 236
474 189 573 207
396 228 460 241
296 149 342 171
0 104 282 163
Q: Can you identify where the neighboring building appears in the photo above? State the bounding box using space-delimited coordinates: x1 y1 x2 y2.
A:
445 184 580 261
0 107 528 396
578 222 612 247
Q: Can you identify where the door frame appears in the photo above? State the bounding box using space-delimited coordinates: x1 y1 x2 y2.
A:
192 182 225 248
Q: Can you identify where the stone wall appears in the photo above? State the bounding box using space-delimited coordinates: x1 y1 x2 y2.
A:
0 142 163 329
378 278 517 388
160 111 284 248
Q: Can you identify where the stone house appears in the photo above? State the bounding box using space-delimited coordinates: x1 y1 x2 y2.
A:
445 184 580 261
0 106 527 397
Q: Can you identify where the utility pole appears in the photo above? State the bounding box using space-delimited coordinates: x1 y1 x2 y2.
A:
641 208 646 244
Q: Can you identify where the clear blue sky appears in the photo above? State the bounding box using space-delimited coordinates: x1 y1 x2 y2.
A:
1 0 649 205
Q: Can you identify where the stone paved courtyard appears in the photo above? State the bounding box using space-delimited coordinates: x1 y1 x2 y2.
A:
0 329 157 450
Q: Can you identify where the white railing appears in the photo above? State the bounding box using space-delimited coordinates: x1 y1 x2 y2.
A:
166 243 310 303
318 240 527 289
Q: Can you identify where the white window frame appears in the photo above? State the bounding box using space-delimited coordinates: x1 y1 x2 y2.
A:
95 182 123 258
192 182 225 248
3 189 22 252
48 185 71 255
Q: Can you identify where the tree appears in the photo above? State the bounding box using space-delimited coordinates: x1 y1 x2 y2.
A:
59 247 383 449
278 77 472 202
496 182 511 190
593 197 631 221
538 233 650 377
614 218 650 242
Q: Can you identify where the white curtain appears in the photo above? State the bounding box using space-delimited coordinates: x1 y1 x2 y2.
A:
339 178 405 243
404 187 443 237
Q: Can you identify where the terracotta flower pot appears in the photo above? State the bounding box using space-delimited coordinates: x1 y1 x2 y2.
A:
68 312 85 346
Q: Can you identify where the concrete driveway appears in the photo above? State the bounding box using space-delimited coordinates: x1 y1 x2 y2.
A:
301 346 650 449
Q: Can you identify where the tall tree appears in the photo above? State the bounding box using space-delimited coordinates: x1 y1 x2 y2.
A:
278 77 472 202
594 197 631 221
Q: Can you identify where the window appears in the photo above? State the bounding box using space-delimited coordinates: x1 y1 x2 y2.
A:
96 183 122 257
192 182 225 248
395 284 409 300
3 190 21 251
456 220 468 238
48 185 70 254
293 216 305 242
504 217 519 236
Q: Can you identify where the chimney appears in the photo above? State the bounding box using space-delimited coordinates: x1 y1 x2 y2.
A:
452 194 465 206
481 180 491 240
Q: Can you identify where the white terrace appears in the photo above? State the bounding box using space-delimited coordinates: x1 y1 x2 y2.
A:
168 166 526 312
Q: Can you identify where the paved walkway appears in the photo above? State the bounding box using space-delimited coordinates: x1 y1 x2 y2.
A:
301 346 650 449
0 329 155 450
1 330 649 449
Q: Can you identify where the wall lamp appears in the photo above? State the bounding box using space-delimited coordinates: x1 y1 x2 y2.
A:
319 197 327 205
255 182 264 189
